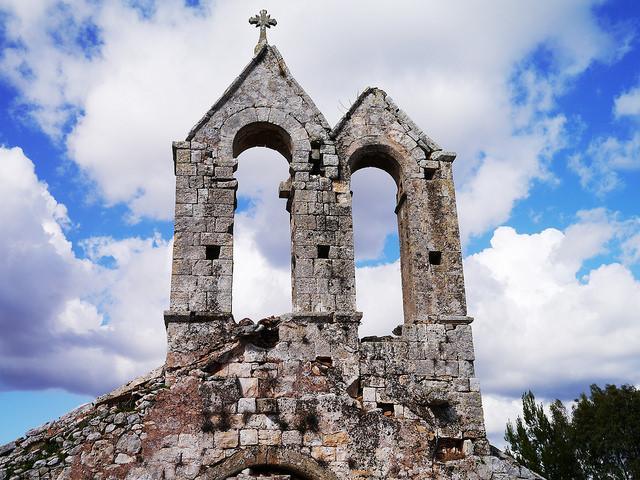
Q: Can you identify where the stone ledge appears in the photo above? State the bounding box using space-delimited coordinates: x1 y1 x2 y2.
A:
438 315 474 325
283 311 362 324
163 310 234 326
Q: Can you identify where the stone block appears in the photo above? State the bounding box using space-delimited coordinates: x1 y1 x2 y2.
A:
362 387 377 402
239 429 258 446
323 431 349 447
238 378 259 397
237 398 256 414
282 430 302 445
258 429 281 446
214 431 238 449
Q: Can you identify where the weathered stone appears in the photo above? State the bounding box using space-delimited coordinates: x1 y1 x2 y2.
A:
215 431 239 449
114 453 134 464
117 433 142 455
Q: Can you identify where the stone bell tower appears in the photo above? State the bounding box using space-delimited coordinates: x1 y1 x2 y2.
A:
0 11 543 480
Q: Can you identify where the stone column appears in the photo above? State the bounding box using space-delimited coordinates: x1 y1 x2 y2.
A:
168 141 236 315
287 140 356 314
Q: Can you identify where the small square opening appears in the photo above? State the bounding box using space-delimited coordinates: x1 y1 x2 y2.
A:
429 250 442 265
317 245 330 259
377 402 395 417
206 245 221 260
425 168 436 180
435 438 465 461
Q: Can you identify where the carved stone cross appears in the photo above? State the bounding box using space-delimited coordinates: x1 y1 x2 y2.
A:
249 9 277 54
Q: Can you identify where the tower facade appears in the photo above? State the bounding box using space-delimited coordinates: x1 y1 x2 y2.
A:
0 29 543 480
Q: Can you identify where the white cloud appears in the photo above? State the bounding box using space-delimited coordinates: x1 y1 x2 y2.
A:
466 214 640 400
0 0 626 236
0 146 170 395
614 83 640 117
355 261 403 337
569 132 640 195
482 394 528 448
622 233 640 264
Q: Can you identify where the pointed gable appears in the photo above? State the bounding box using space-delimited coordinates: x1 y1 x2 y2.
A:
332 87 441 152
187 45 331 145
332 87 453 183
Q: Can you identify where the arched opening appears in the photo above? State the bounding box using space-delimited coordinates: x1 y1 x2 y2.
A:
231 122 294 320
350 149 405 336
233 122 293 162
225 466 307 479
349 144 402 187
207 446 337 480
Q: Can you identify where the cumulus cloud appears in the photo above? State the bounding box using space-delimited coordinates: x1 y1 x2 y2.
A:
0 146 170 395
0 0 627 236
466 213 640 401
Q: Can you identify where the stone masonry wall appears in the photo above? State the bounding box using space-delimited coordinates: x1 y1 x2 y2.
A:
1 316 543 480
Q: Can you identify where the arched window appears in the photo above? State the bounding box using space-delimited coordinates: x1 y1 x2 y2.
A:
231 123 293 320
351 165 403 337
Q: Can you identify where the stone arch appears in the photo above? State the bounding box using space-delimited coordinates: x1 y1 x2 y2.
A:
344 138 420 188
205 447 338 480
233 122 293 161
219 108 312 166
348 143 402 187
219 110 339 315
344 141 422 325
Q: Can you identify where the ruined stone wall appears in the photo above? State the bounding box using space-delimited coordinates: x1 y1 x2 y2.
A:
1 316 543 480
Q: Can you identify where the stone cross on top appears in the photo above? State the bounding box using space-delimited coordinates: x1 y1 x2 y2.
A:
249 9 277 54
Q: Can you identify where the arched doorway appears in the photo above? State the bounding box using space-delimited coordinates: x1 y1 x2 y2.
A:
206 446 338 480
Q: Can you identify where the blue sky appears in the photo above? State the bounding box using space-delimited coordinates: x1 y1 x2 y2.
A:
0 0 639 447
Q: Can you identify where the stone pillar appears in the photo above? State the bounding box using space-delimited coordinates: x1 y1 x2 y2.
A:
423 152 468 321
287 140 356 314
396 152 468 324
168 141 236 315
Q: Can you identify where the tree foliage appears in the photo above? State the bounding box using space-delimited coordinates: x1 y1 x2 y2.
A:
505 392 581 479
505 384 640 480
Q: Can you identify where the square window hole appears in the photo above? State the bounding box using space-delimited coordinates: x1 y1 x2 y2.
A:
206 245 221 260
435 438 465 462
377 402 395 417
317 245 330 259
425 168 436 180
429 250 442 265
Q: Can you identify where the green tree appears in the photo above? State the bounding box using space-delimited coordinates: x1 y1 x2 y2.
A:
505 385 640 480
572 384 640 480
505 391 582 479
